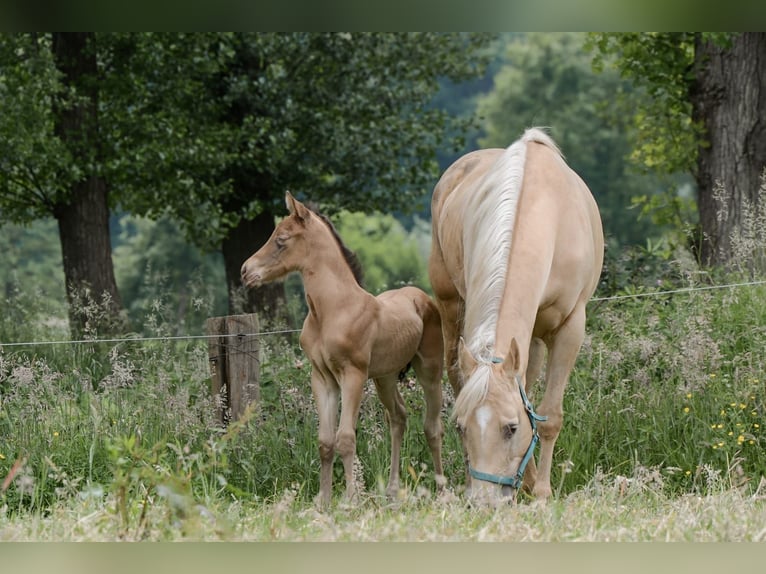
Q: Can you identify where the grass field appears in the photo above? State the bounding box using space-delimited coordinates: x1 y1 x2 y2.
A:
2 256 766 541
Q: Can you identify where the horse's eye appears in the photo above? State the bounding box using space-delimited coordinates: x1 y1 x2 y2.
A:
275 235 288 248
502 423 518 440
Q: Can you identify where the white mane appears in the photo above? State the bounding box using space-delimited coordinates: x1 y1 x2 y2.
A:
453 127 562 422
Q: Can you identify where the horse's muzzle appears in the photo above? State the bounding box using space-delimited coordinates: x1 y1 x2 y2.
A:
240 264 262 288
465 481 517 507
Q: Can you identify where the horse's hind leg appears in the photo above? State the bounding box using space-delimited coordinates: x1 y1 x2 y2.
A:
412 356 445 490
336 366 367 502
373 374 407 498
412 304 446 489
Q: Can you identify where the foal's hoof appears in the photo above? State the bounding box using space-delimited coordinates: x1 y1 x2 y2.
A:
313 493 331 511
385 486 404 501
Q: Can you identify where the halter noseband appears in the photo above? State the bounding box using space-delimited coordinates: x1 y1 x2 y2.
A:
468 362 547 491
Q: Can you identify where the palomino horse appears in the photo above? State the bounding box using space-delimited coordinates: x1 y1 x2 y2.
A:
241 192 445 506
429 128 603 503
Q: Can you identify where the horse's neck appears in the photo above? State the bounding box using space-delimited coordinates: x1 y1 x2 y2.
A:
300 250 367 317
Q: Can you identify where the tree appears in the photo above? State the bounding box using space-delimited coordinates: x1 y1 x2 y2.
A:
0 33 236 336
1 33 492 332
588 33 766 268
178 33 493 322
0 33 124 336
476 32 662 248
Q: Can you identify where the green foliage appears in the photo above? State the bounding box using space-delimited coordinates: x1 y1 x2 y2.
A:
112 214 228 334
0 34 75 221
476 32 663 246
334 211 431 294
0 219 66 306
585 32 704 176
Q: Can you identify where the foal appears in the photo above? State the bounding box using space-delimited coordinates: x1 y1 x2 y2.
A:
241 192 445 506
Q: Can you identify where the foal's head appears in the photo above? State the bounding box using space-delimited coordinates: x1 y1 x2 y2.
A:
454 338 539 504
240 191 363 288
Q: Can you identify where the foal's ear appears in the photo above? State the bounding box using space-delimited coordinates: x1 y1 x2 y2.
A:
503 338 522 379
285 191 310 222
458 337 478 373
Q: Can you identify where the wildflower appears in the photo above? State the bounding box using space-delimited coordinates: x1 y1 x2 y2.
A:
740 403 747 409
755 424 760 429
53 431 59 438
683 407 690 413
710 373 717 379
685 470 691 476
0 453 5 460
686 393 693 399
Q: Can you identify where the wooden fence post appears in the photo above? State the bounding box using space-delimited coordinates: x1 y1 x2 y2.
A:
206 313 260 424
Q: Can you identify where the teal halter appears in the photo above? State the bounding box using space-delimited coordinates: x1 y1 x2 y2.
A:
468 363 547 491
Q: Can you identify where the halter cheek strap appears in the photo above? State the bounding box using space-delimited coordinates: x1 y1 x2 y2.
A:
468 369 548 491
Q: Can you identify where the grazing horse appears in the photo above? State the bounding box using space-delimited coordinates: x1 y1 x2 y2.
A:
428 128 603 503
241 192 445 506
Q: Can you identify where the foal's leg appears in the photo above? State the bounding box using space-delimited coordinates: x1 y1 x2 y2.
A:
535 305 586 499
373 374 407 497
521 337 546 494
336 366 367 502
310 370 339 508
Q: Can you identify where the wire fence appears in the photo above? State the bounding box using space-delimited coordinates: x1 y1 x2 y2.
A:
2 278 766 349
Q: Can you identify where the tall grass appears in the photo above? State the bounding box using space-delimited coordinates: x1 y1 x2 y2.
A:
2 238 766 539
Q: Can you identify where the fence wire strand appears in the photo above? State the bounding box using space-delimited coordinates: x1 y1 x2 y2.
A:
2 279 766 349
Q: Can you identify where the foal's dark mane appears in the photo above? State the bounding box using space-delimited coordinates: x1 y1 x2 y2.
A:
308 204 365 287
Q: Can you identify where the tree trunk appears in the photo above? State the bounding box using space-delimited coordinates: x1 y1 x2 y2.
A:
691 33 766 269
221 208 286 323
52 33 124 336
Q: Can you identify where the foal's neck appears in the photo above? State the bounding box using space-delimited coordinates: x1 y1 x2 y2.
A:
299 240 367 314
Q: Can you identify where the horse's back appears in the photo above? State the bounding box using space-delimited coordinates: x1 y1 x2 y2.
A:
368 286 442 377
522 140 604 302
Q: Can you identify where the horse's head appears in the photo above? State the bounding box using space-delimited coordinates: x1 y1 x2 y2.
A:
241 191 313 288
454 338 544 505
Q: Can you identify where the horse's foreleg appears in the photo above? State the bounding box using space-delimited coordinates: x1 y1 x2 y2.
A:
373 374 407 498
536 306 586 500
336 367 367 502
521 337 546 493
311 370 339 508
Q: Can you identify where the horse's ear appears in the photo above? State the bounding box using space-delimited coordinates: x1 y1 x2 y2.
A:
458 337 477 373
503 338 522 379
285 191 310 222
